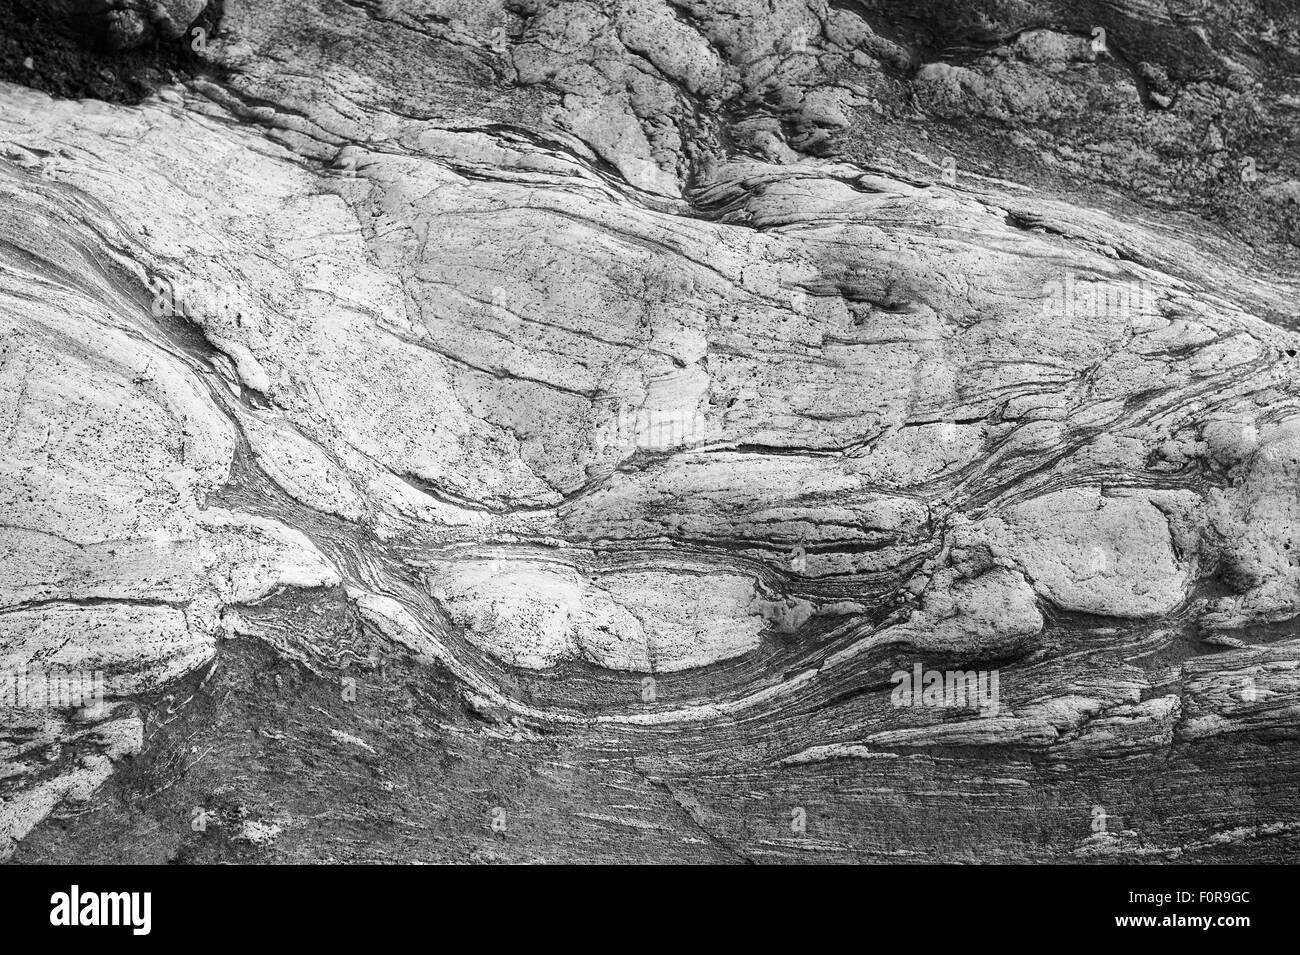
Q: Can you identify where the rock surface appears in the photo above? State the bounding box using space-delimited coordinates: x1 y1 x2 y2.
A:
0 0 1298 863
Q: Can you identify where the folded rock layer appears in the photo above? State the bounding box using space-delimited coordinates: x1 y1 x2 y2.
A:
1 0 1298 863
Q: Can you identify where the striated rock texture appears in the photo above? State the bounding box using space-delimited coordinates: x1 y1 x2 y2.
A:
1 0 1298 863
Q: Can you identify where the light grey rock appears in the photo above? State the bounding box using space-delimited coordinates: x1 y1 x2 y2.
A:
1 0 1298 864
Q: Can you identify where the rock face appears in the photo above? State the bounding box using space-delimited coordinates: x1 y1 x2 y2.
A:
0 0 1298 863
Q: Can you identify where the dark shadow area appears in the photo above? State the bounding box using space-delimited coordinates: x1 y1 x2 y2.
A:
0 0 225 103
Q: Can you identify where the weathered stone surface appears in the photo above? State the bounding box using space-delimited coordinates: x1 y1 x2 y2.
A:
0 0 1298 863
